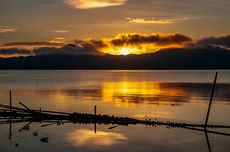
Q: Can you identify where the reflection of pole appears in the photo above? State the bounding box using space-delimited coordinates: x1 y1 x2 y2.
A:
9 118 12 140
94 105 97 133
9 90 12 140
205 72 218 129
205 131 212 152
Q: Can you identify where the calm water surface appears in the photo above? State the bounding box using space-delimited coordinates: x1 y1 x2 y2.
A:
0 70 230 152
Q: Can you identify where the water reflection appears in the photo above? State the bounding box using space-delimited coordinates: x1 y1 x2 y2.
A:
132 112 172 119
1 71 230 124
102 82 187 107
1 70 230 152
1 118 229 152
41 82 230 107
67 129 127 147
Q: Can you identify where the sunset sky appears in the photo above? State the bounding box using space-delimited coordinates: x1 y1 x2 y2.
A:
0 0 230 57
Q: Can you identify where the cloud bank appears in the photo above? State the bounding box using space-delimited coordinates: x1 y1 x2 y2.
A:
0 41 65 52
193 35 230 49
0 33 230 58
94 33 192 54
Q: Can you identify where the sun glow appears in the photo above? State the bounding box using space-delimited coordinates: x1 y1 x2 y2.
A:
101 46 141 55
101 45 162 55
119 48 131 55
101 43 184 55
95 33 191 55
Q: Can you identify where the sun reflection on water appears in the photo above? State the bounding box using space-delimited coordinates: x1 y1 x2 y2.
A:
67 129 127 147
102 81 186 107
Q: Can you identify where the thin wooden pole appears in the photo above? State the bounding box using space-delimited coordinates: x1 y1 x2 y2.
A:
205 72 218 128
9 90 12 113
94 105 97 116
94 105 97 133
19 102 32 111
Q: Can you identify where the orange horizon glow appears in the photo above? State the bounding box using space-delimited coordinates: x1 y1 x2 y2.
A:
0 33 192 57
100 44 183 55
97 33 190 55
98 41 186 55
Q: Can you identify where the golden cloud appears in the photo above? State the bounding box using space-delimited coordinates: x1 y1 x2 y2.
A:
88 33 192 55
49 37 67 43
64 0 127 9
53 30 69 33
126 17 186 24
0 25 17 33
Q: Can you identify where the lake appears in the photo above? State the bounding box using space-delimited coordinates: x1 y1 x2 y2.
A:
0 70 230 152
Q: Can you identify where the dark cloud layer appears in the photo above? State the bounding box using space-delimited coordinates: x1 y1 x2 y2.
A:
1 41 64 47
0 48 32 55
194 35 230 49
34 43 100 56
0 44 101 57
109 33 192 46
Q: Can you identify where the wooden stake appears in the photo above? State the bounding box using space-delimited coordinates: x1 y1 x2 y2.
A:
9 90 12 113
205 72 218 129
94 105 97 133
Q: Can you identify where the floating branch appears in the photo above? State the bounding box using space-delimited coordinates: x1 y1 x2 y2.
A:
1 103 230 131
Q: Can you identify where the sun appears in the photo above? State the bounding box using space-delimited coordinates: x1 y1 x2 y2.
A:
119 48 131 55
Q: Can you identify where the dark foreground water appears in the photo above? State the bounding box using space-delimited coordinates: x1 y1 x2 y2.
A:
0 70 230 152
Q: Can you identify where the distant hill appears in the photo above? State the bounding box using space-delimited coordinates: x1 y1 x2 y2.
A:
0 47 230 69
